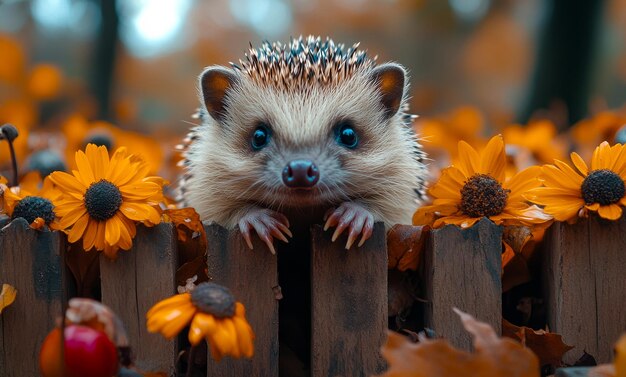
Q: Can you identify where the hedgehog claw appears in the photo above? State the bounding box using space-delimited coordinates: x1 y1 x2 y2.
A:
324 202 375 249
238 208 291 254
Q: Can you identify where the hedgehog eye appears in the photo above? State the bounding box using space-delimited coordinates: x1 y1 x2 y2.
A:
251 123 271 150
335 121 358 149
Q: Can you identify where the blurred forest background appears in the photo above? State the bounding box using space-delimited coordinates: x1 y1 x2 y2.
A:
2 0 626 180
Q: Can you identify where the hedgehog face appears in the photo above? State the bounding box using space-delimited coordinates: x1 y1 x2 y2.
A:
186 37 424 224
195 63 413 210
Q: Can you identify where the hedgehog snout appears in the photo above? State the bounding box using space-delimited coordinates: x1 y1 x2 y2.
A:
282 159 319 189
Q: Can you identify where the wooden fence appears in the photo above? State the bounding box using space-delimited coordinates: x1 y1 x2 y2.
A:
0 215 624 376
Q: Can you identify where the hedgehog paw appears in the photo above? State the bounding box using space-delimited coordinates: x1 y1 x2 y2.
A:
238 208 292 255
323 202 375 249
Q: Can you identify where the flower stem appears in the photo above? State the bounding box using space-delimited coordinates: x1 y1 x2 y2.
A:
1 124 19 186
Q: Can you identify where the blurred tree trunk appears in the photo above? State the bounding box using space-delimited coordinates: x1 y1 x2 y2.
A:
518 0 605 130
91 0 119 121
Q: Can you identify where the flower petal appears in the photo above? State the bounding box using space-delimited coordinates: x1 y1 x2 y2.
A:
456 141 480 178
105 216 121 247
75 150 96 185
479 135 506 182
597 204 623 220
48 171 86 193
67 213 90 243
570 152 588 176
188 312 218 346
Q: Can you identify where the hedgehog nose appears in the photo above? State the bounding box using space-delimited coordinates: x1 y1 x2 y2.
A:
282 160 319 188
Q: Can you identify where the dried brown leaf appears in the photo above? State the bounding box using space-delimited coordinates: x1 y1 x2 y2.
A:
502 242 531 292
387 224 427 271
176 255 209 288
379 308 539 377
502 319 574 368
163 207 205 243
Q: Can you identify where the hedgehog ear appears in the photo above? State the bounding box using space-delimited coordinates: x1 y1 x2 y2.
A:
369 63 406 120
199 67 239 122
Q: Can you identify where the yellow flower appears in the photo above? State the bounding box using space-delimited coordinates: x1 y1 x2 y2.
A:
416 106 486 159
501 120 568 166
526 141 626 222
570 111 626 157
48 144 164 258
147 282 255 361
413 135 551 228
1 172 60 229
62 115 164 175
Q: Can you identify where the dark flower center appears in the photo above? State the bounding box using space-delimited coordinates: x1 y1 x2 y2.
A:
191 282 235 318
12 196 55 224
581 169 625 205
84 179 123 221
459 174 509 218
83 133 113 150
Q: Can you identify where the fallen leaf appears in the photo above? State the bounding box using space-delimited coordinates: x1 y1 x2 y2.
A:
502 242 531 292
379 308 539 377
0 284 17 314
502 224 547 261
176 255 209 288
163 207 205 243
503 319 574 368
387 224 427 271
503 226 533 255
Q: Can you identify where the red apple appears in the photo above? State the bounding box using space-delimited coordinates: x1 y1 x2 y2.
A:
40 325 119 377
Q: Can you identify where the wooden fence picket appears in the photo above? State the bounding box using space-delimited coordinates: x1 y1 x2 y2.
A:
310 223 388 377
99 223 178 375
422 218 503 351
543 215 626 364
0 218 65 377
205 223 280 377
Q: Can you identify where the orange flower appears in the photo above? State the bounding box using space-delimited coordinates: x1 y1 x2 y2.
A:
147 282 254 361
1 172 60 229
501 120 568 166
49 144 165 258
569 110 626 160
62 115 164 174
414 135 551 228
526 141 626 222
416 106 486 159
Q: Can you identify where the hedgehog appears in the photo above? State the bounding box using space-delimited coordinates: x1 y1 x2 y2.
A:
179 35 426 253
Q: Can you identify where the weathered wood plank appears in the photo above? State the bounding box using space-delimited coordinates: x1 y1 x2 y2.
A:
423 218 502 351
205 223 279 377
544 215 626 364
0 218 64 377
99 223 177 375
310 223 387 377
